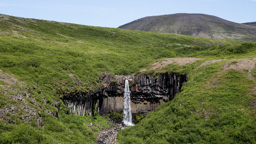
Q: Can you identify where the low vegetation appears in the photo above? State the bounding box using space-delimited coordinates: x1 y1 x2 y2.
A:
118 62 256 143
0 14 256 143
0 112 114 144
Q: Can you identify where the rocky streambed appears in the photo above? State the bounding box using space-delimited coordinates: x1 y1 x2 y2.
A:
97 123 126 144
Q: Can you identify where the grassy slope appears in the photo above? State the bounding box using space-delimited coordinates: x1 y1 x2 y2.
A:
119 62 256 143
0 14 256 143
0 14 238 98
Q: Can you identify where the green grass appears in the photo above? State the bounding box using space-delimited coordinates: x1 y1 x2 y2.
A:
75 115 115 132
0 14 256 143
0 15 243 105
118 63 256 143
0 115 96 144
0 110 114 144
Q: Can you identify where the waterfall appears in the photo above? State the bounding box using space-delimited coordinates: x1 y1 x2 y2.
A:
123 79 134 126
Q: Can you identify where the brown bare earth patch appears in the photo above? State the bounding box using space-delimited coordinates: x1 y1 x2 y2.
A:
223 59 256 79
141 58 256 80
199 59 225 67
0 69 25 87
140 58 202 72
200 58 256 79
223 59 256 72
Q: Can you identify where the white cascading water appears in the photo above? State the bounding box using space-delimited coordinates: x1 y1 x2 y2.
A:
123 79 134 126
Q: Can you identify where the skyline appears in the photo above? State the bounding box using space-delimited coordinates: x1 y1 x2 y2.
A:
0 0 256 28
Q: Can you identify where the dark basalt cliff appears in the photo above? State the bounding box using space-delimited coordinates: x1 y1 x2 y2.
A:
62 73 187 122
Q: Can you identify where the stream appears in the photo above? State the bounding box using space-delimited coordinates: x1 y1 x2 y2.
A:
97 124 126 144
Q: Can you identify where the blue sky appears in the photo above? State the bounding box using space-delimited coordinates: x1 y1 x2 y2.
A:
0 0 255 28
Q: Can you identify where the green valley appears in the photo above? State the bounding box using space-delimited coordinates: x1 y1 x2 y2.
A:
0 14 256 143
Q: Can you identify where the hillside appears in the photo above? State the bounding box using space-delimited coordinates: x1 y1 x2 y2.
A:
119 13 256 42
119 58 256 143
0 14 256 143
244 22 256 26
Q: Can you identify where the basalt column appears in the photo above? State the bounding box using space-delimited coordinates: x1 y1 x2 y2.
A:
62 73 187 118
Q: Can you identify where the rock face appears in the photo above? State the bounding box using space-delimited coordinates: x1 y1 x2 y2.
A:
62 73 187 122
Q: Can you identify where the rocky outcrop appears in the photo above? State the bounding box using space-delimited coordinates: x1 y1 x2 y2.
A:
62 73 187 122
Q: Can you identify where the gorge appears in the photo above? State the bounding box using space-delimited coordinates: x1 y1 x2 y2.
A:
62 72 187 123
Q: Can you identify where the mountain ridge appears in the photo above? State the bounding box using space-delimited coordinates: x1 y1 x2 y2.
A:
119 13 256 41
243 22 256 26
